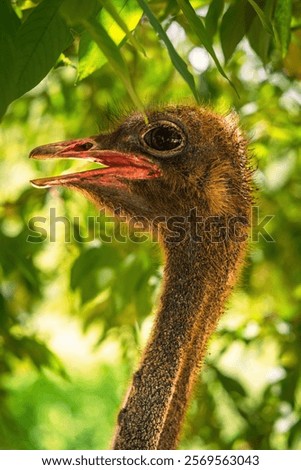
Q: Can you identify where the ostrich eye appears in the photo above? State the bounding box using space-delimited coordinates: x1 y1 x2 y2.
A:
144 125 182 151
141 121 186 157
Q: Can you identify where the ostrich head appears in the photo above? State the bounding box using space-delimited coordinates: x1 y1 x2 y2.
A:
30 105 251 238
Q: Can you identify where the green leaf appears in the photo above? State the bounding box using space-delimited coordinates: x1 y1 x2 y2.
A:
82 16 144 111
0 36 15 120
83 16 129 73
78 0 143 81
274 0 292 56
214 368 247 397
78 31 107 82
137 0 200 103
205 0 224 39
0 0 20 34
9 335 67 376
70 246 120 291
220 0 249 64
15 0 73 99
247 0 274 36
247 16 271 64
99 0 145 55
247 0 275 64
281 369 299 404
176 0 236 93
288 419 301 448
60 0 98 25
0 230 42 296
0 0 20 119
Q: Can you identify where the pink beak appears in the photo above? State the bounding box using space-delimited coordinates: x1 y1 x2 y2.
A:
30 137 161 188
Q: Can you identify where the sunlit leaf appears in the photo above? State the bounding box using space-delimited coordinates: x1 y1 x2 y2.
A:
99 0 145 55
78 1 143 81
82 16 144 111
78 31 107 82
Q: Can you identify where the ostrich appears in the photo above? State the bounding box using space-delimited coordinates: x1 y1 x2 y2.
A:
30 105 252 450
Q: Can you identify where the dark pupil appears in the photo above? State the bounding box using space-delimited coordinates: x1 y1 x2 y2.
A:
145 125 182 151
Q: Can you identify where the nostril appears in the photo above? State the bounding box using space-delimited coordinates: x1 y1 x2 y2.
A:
74 142 94 151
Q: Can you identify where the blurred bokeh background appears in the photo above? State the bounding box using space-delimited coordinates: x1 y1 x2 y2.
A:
0 0 301 450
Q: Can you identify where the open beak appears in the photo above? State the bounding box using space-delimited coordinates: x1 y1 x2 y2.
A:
29 137 161 188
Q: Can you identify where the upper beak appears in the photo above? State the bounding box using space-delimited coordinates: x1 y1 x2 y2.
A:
29 137 161 188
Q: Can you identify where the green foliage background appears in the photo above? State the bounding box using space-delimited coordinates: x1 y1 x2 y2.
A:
0 0 301 450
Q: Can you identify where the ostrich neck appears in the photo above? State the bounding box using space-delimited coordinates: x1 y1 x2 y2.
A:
157 235 241 448
112 230 247 450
